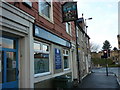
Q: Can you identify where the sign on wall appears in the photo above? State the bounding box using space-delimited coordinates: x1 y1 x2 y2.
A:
55 48 62 69
62 2 78 22
34 25 71 48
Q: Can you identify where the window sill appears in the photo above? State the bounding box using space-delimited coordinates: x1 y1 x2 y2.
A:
34 72 51 78
39 12 54 24
66 32 72 37
64 68 70 71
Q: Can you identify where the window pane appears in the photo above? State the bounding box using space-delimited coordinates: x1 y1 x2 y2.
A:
6 52 16 82
0 37 16 49
34 53 49 74
66 50 69 55
64 56 69 69
43 44 49 52
66 23 69 33
39 0 51 18
66 23 71 34
63 50 65 54
34 43 41 51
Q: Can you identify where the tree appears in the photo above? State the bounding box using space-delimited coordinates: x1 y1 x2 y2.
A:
90 42 100 52
113 47 118 51
102 40 112 50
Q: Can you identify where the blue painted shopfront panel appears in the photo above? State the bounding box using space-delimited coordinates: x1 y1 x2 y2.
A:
0 36 18 88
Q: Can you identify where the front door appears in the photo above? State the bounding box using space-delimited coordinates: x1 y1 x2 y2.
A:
0 36 18 88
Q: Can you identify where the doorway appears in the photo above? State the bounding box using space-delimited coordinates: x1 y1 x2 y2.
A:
0 36 18 88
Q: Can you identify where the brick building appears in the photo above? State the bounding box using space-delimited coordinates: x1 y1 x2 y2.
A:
0 0 91 88
0 1 79 88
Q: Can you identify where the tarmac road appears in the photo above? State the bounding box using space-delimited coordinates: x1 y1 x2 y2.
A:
78 68 120 89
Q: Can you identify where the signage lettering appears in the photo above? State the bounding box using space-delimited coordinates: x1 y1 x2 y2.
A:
55 48 62 69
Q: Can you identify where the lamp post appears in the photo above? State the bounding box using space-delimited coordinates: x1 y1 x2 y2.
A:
85 17 92 73
85 18 92 33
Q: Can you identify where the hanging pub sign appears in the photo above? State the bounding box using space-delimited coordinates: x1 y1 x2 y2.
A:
62 2 78 22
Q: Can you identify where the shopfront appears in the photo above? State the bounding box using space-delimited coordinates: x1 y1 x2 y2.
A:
33 25 72 88
0 2 35 88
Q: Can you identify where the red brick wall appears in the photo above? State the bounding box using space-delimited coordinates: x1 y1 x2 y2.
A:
8 2 76 42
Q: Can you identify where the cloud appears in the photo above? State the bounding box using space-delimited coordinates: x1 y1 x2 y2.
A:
76 0 118 50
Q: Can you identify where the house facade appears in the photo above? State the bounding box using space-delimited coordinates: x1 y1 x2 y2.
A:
0 1 78 88
0 0 91 88
76 18 91 80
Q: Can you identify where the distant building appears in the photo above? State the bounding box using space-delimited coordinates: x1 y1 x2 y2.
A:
91 50 120 65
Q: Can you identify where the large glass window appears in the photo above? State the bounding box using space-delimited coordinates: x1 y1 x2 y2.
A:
63 49 69 70
39 0 51 19
34 41 50 75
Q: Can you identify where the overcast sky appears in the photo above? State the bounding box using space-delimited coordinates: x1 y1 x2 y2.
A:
74 0 119 51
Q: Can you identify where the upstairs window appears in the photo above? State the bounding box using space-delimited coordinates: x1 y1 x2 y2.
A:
39 0 52 19
66 22 71 35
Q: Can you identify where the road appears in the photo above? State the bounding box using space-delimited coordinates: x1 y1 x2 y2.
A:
78 67 120 89
92 67 120 77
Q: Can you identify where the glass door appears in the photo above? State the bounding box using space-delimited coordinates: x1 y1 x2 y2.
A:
0 51 3 84
0 37 18 88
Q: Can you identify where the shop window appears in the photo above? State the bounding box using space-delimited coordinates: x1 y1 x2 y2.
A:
34 42 41 51
66 22 71 35
38 0 52 19
63 49 69 70
34 41 50 76
43 44 49 52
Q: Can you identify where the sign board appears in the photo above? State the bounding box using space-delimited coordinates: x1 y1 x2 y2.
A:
34 25 71 48
55 48 62 69
12 61 16 69
62 2 78 22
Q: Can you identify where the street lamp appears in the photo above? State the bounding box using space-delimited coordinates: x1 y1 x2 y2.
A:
85 18 92 21
85 17 92 33
84 17 92 73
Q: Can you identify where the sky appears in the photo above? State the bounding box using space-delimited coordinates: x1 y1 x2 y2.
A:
74 0 119 51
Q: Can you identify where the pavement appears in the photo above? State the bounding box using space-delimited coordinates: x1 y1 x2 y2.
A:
78 72 120 89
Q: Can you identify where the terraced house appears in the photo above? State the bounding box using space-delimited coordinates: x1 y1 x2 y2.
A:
0 0 91 88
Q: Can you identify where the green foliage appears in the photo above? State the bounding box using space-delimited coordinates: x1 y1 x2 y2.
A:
92 58 113 67
108 64 120 67
102 40 112 50
113 47 118 51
